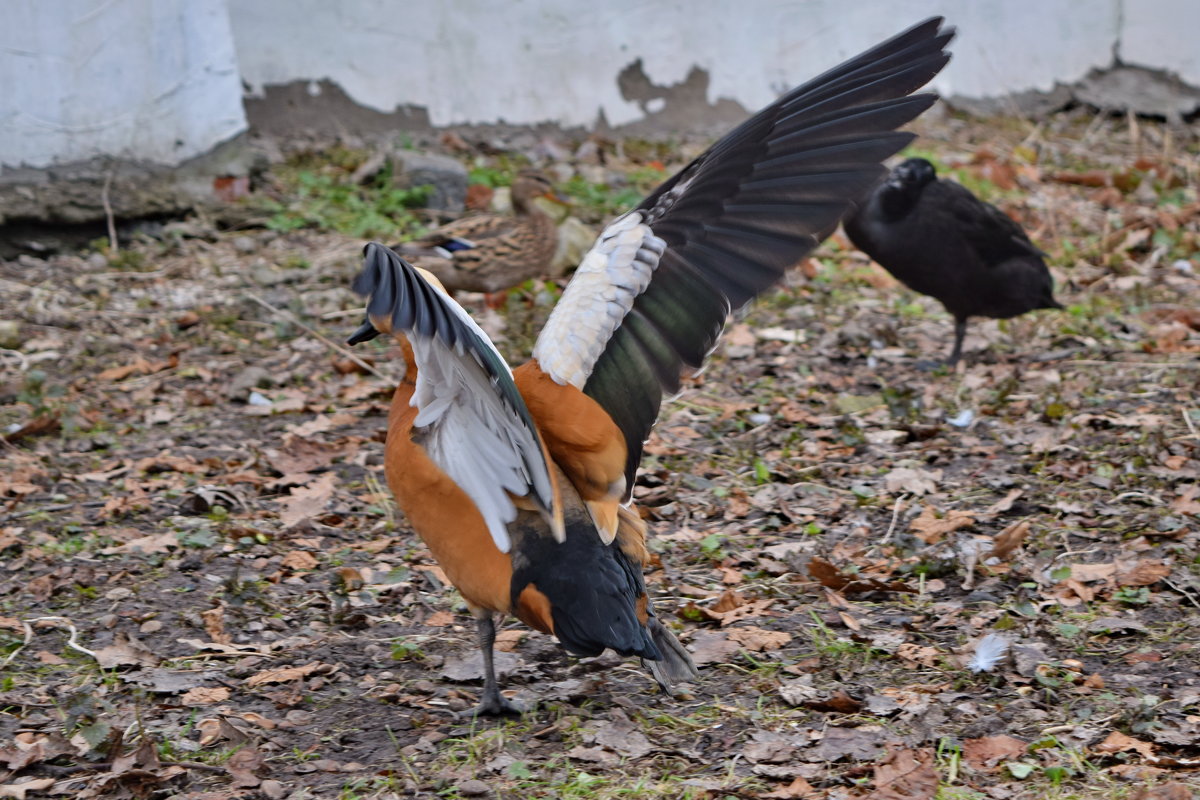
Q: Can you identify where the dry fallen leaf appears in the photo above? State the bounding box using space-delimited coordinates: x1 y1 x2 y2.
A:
802 690 863 714
201 606 230 645
884 467 941 496
0 778 57 799
280 472 337 528
761 776 817 799
909 507 975 543
280 550 319 570
962 735 1027 771
687 630 741 666
988 519 1031 560
424 610 456 627
868 747 938 800
727 626 792 652
180 686 231 706
1095 731 1156 760
94 631 159 668
1116 560 1171 587
245 662 325 687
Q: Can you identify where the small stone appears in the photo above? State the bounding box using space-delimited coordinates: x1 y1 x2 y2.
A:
226 365 272 399
391 149 467 212
0 320 19 349
456 779 490 796
260 779 286 799
233 235 257 254
87 252 108 269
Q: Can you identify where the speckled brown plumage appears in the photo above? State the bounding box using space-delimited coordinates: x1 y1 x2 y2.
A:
394 170 559 293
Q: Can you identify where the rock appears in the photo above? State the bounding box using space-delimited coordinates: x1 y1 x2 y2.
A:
552 217 596 273
390 149 467 212
0 133 269 227
455 780 490 797
233 235 257 254
0 320 19 349
226 365 273 399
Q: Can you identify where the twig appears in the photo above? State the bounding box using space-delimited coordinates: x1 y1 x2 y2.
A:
1062 360 1200 370
0 348 30 371
242 292 391 382
13 616 100 662
0 619 34 668
881 492 908 545
102 168 118 254
1182 406 1198 438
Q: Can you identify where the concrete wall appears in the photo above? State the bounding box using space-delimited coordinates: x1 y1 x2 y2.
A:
2 0 1197 172
0 0 246 169
228 0 1195 130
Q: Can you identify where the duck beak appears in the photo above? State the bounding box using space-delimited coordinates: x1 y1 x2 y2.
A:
347 318 381 345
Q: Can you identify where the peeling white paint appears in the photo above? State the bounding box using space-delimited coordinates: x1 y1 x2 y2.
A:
227 0 1191 127
2 1 1197 172
0 0 247 169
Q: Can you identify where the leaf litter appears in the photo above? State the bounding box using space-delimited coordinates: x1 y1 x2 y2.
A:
0 110 1198 798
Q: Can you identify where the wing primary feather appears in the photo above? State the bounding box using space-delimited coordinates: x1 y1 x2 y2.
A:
534 19 953 498
350 243 562 549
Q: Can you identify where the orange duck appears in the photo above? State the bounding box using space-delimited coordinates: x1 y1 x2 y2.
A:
349 18 953 715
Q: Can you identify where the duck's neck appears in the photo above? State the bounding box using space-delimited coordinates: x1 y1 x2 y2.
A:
877 183 923 221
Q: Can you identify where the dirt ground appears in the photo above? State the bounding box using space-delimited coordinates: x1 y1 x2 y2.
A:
1 109 1199 800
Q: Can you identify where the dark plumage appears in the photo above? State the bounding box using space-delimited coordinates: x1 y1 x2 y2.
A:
844 157 1062 364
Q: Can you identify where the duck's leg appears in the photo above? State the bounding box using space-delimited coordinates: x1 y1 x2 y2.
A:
469 613 524 717
947 316 969 366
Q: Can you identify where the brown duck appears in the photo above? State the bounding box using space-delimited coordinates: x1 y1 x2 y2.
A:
394 170 559 293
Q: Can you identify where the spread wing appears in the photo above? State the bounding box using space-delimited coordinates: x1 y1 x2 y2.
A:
351 243 562 551
533 18 954 495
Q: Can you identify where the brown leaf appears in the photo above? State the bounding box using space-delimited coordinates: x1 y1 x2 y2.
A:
909 507 975 544
868 747 938 800
245 662 324 687
181 686 231 706
987 519 1031 560
687 630 740 666
198 717 252 747
1116 560 1171 587
1 413 61 443
742 730 796 763
1071 562 1116 583
808 558 914 595
884 467 941 496
0 778 56 799
802 690 863 714
266 434 355 475
760 777 817 799
280 472 336 528
985 489 1023 515
585 709 652 759
99 532 177 556
1132 783 1198 800
494 630 524 652
202 606 230 645
895 644 941 668
1170 485 1200 516
95 631 160 668
226 746 267 788
424 610 456 627
727 627 792 652
962 735 1027 771
280 550 319 571
1095 731 1156 760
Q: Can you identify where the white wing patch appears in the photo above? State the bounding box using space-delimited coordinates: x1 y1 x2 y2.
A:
533 211 667 387
407 287 554 554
